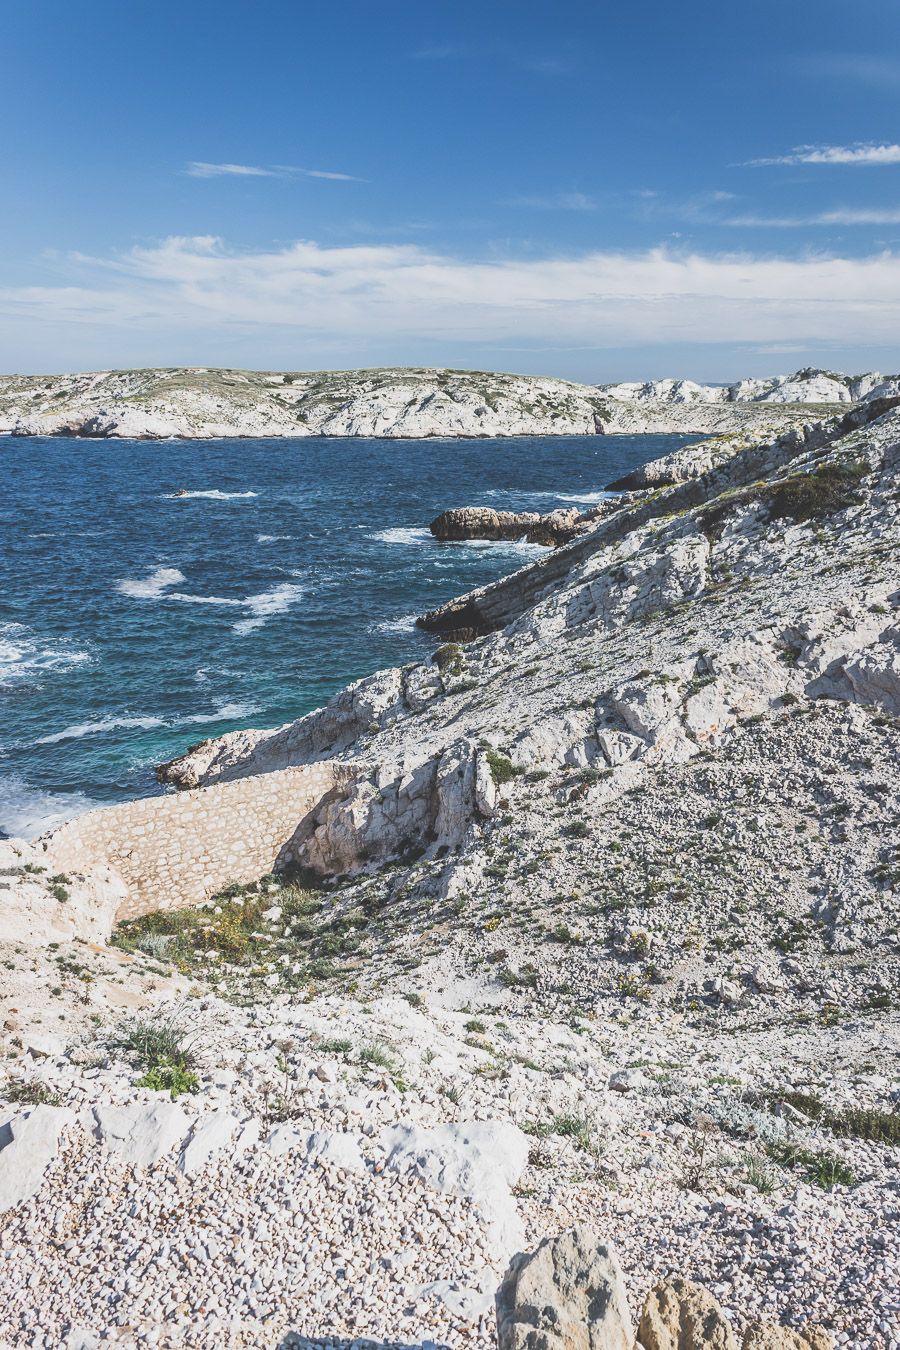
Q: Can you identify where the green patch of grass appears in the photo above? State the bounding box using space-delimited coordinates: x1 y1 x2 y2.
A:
317 1037 352 1056
111 1003 197 1095
765 1140 856 1188
136 1060 198 1098
113 880 326 979
2 1080 63 1107
358 1041 396 1071
548 923 584 945
497 964 539 990
766 458 870 524
765 1090 900 1146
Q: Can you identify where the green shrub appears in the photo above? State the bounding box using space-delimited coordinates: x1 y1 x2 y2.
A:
137 1060 198 1098
485 750 517 786
111 1003 198 1096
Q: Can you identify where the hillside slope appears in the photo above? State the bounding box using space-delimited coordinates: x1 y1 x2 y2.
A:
0 364 867 439
2 398 898 1349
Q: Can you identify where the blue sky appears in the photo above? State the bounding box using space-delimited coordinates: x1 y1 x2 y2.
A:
3 0 900 380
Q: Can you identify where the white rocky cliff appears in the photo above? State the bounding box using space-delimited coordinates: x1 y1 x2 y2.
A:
1 397 898 1349
2 364 899 440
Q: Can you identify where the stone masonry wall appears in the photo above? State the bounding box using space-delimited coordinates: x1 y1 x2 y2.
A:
40 763 355 921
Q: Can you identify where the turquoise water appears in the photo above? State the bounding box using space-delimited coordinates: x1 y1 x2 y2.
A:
0 432 693 836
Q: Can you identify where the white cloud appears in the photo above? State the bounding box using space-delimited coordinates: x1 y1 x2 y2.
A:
745 142 900 167
6 236 900 353
795 54 900 89
509 191 597 211
185 162 365 182
185 162 277 178
723 206 900 227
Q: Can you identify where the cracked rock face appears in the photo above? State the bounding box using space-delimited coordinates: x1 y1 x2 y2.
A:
145 398 899 900
0 364 881 442
496 1226 633 1350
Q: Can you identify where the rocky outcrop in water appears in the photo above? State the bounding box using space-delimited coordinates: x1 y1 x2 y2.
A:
429 505 602 546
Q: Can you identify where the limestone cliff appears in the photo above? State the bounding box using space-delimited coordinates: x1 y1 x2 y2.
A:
0 364 888 440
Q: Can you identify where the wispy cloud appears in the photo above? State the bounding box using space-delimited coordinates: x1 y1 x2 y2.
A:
410 43 464 60
409 43 571 74
185 161 366 182
744 142 900 167
186 162 277 178
724 206 900 227
509 191 597 211
7 236 900 355
795 54 900 89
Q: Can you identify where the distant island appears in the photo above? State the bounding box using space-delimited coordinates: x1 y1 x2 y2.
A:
2 364 898 440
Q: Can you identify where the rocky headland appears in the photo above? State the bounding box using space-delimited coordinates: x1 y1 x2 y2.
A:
2 364 899 440
1 395 899 1348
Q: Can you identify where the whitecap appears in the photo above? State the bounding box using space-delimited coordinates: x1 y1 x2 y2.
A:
162 490 258 500
182 700 261 724
256 534 292 543
367 527 433 546
233 582 303 635
169 592 244 607
0 623 90 683
116 566 186 599
373 614 419 635
0 777 96 840
36 715 167 746
455 538 548 557
556 490 611 505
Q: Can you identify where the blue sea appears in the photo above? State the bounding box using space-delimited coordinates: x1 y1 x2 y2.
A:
0 432 692 837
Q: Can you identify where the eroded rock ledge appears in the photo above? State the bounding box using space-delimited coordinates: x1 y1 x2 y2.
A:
429 502 626 547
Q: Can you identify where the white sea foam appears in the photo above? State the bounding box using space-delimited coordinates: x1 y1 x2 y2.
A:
456 538 548 557
0 776 96 840
373 613 419 635
162 490 258 500
35 702 261 746
183 701 261 724
0 623 90 683
169 592 244 607
367 527 433 545
233 582 304 635
36 715 167 746
257 534 292 543
556 490 611 504
116 566 186 599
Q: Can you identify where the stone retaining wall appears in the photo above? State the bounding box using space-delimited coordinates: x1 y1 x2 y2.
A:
41 763 356 921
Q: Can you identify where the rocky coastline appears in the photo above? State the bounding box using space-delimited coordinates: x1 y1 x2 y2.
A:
2 364 898 441
2 393 899 1348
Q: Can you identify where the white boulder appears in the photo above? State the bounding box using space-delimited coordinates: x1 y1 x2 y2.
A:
0 1105 75 1211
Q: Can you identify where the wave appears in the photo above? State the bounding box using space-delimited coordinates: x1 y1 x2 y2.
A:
454 538 548 558
233 582 304 635
116 566 185 599
0 623 90 684
162 490 258 500
367 527 433 545
556 490 611 505
373 613 420 635
34 701 261 747
257 534 292 543
36 715 167 746
169 592 244 607
0 776 96 840
183 700 261 724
